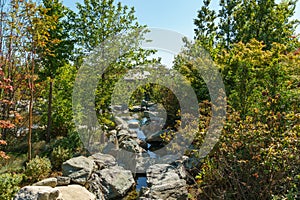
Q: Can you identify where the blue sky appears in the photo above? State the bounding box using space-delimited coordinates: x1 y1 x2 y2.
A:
63 0 205 38
63 0 300 39
63 0 300 67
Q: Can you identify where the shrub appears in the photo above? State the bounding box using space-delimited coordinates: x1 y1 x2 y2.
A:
51 146 72 170
25 156 51 182
51 131 82 153
0 173 24 200
194 109 300 199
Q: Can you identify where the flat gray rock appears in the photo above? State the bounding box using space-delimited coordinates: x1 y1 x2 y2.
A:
32 178 57 188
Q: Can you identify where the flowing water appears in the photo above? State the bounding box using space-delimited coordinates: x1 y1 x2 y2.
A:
127 117 159 191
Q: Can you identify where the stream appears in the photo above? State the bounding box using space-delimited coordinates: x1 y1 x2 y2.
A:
114 101 167 192
127 117 158 191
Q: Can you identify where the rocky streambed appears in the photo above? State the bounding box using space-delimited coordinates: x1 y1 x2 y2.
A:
14 103 194 199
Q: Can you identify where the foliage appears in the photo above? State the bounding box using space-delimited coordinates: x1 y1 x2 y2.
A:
70 0 155 120
194 108 300 199
25 156 51 182
40 64 77 136
51 131 83 153
0 173 24 200
194 0 299 50
218 39 298 118
50 145 72 170
174 2 300 198
38 0 74 142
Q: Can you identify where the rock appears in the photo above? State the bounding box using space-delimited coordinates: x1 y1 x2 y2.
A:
120 138 146 153
128 129 138 137
111 105 122 111
56 177 71 186
33 178 57 188
128 121 139 129
146 130 166 143
135 156 155 173
103 140 118 153
14 186 60 200
156 154 181 165
115 116 128 130
108 149 137 172
129 106 145 112
140 164 188 200
97 165 135 199
136 138 148 150
57 185 96 200
62 156 95 185
108 129 117 137
182 155 202 170
89 153 117 169
87 173 106 200
141 100 148 108
117 129 131 142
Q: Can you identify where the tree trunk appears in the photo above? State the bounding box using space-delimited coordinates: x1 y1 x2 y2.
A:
46 79 53 142
28 88 33 161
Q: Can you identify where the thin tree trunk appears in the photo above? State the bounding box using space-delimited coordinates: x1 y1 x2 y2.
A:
46 79 53 142
28 86 33 161
28 45 35 161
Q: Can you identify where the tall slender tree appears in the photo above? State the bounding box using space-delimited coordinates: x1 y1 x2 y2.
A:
38 0 74 142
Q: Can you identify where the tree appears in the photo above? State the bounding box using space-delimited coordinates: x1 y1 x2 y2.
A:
38 0 74 142
71 0 154 123
182 1 300 198
218 39 298 117
194 0 299 51
22 0 62 160
178 0 300 115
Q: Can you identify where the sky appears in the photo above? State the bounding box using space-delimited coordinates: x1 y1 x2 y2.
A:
62 0 300 67
63 0 205 38
63 0 300 38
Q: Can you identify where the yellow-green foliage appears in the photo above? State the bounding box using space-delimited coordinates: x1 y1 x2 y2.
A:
0 173 24 200
51 146 72 170
25 156 51 182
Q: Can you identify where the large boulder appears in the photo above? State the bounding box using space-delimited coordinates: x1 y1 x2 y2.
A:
97 165 135 199
62 156 95 185
14 186 60 200
135 156 156 173
57 185 96 200
140 164 188 200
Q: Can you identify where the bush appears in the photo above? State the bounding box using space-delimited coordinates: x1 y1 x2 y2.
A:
51 131 82 153
194 109 300 199
25 156 51 182
0 173 24 200
51 146 72 170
